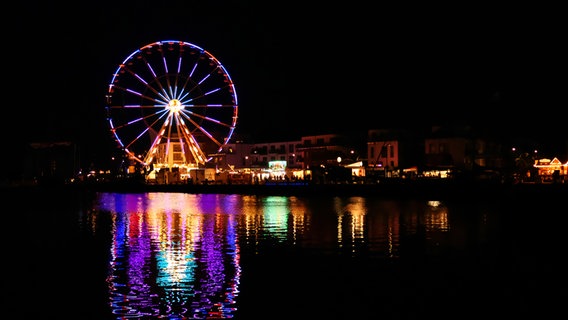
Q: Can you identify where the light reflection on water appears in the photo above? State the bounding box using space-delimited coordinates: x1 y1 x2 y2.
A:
96 193 241 318
89 192 458 318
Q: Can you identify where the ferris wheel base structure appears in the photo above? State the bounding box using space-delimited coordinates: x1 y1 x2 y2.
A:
122 151 229 185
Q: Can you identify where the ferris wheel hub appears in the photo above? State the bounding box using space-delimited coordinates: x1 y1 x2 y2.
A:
168 99 184 112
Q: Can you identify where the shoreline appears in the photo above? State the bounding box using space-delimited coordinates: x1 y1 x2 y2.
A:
7 179 566 200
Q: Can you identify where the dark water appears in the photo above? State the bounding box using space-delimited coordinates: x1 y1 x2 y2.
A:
3 187 564 319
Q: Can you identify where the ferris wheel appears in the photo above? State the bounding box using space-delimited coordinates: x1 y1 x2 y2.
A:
105 40 238 174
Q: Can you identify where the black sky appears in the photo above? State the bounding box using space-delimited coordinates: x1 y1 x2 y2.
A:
4 2 567 167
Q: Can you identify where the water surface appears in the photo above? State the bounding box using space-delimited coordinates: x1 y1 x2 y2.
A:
3 188 562 319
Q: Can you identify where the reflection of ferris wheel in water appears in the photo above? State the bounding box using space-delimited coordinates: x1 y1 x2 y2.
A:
105 40 238 176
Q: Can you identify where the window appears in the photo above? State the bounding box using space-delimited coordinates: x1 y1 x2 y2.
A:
429 143 436 154
381 146 388 158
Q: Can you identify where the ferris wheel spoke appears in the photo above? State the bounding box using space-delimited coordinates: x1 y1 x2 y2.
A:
178 82 235 104
181 109 235 129
180 57 221 92
118 64 171 102
175 61 194 100
120 123 152 152
111 108 168 131
178 76 203 101
108 104 167 109
182 116 224 148
135 50 174 101
119 114 169 158
158 50 177 99
184 50 209 80
171 80 180 100
182 103 238 108
111 84 169 106
170 57 183 100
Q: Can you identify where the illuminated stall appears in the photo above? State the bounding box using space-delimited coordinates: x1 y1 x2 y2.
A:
533 157 568 183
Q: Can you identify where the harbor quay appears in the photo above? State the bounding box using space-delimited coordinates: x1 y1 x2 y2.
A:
39 177 567 200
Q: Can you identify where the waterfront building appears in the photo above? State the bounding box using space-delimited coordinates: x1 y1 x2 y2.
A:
18 125 568 186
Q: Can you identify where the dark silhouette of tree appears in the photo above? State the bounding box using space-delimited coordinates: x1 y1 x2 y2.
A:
515 152 538 182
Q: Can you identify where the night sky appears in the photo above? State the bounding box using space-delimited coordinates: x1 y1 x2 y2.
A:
4 2 566 170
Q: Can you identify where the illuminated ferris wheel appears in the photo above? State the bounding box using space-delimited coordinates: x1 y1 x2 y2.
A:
105 40 238 175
